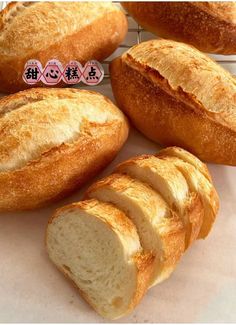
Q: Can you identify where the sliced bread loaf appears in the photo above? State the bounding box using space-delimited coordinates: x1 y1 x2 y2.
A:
46 147 219 319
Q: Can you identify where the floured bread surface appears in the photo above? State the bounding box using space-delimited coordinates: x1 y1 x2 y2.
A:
124 39 236 128
0 88 125 172
0 2 119 57
46 199 154 320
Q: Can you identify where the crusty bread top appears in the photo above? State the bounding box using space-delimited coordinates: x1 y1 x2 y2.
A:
193 2 236 24
0 88 125 173
123 39 236 130
0 2 119 57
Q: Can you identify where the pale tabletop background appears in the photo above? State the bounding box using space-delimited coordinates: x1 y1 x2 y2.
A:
0 2 236 323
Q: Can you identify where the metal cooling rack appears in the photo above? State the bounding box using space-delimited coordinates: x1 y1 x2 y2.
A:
1 1 236 80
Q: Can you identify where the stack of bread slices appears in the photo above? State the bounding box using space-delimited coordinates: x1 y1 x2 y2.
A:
46 146 219 320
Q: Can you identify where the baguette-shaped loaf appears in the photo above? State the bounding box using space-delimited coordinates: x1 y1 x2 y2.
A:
0 88 129 211
110 39 236 165
46 147 219 319
46 199 154 320
86 173 185 286
123 2 236 54
0 2 127 93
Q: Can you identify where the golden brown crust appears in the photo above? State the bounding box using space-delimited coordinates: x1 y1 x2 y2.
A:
130 251 154 310
122 2 236 54
0 88 129 211
157 209 185 278
0 2 127 93
185 192 203 246
110 51 236 165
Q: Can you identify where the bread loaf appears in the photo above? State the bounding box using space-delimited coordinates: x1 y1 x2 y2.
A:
123 2 236 54
0 88 129 211
46 147 219 319
0 2 127 93
46 199 154 320
110 39 236 165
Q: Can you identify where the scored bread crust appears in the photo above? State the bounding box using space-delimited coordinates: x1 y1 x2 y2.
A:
0 2 128 93
122 2 236 54
47 199 154 320
0 88 129 211
85 173 185 286
110 40 236 165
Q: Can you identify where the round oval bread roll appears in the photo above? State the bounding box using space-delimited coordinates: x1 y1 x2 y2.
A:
0 88 129 211
123 2 236 54
0 2 127 93
110 39 236 165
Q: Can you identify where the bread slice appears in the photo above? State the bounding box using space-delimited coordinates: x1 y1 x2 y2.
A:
156 151 219 238
86 173 185 287
115 156 203 248
46 199 154 320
